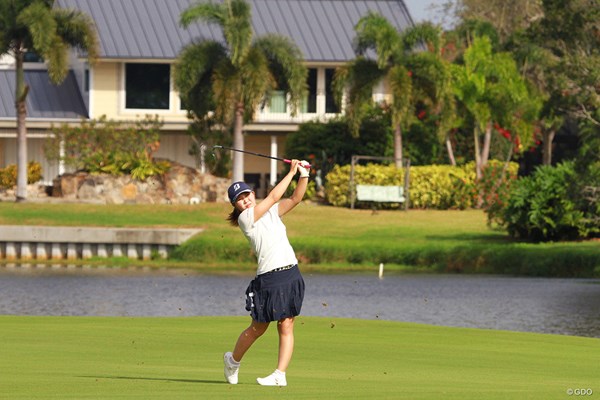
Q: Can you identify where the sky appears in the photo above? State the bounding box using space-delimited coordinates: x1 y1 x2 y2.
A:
403 0 456 28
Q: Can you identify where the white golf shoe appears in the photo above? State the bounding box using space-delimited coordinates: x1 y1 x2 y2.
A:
256 370 287 386
223 352 240 384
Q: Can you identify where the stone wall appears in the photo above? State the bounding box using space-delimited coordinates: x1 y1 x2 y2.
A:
50 162 230 204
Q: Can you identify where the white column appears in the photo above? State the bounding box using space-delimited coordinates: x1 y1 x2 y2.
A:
270 135 278 188
127 244 138 259
6 242 17 261
97 244 108 258
158 245 168 259
142 245 151 260
59 140 65 176
67 243 77 260
51 243 63 260
316 68 326 116
112 244 123 257
36 243 48 260
82 244 92 259
20 243 32 260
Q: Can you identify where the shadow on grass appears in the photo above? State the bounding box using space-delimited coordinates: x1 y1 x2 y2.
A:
79 375 224 385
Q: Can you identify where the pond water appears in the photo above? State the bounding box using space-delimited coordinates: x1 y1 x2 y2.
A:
1 266 599 338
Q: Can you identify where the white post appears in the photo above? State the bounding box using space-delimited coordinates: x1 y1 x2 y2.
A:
67 243 77 260
270 135 278 188
58 139 65 176
51 243 63 260
97 244 108 258
127 244 138 259
378 263 384 279
20 243 32 260
36 243 48 260
82 244 92 259
158 245 168 259
142 245 151 260
112 244 123 258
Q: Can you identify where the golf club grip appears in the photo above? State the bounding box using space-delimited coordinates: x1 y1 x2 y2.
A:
284 159 312 169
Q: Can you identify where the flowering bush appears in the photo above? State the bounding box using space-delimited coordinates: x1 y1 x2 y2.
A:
0 162 43 189
45 115 169 180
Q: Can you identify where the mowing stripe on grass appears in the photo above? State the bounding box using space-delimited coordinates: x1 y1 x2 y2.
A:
1 316 598 399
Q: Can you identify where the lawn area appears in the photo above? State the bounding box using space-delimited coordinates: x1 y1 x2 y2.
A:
1 315 598 399
0 202 598 276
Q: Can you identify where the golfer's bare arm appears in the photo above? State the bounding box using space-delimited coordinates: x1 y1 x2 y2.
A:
278 174 307 217
253 160 300 222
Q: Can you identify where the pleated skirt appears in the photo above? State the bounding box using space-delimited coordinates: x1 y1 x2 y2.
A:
245 265 305 323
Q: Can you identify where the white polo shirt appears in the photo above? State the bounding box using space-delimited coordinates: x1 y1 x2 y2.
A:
238 203 298 275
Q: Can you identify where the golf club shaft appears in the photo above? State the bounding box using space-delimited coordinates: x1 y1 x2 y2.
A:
213 145 311 168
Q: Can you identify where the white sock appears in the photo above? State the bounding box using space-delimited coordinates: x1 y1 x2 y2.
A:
274 369 285 376
229 354 240 365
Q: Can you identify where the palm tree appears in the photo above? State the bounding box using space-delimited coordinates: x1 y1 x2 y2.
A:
451 35 539 180
174 0 307 182
0 0 99 202
333 14 445 168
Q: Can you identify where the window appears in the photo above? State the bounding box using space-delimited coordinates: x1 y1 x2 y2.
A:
302 68 317 113
325 68 340 114
125 63 170 109
269 90 287 113
23 52 43 63
84 69 89 92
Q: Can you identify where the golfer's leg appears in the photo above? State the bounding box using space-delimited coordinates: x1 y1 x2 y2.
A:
232 320 269 362
276 317 295 372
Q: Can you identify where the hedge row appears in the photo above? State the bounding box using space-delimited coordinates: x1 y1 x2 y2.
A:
324 161 519 210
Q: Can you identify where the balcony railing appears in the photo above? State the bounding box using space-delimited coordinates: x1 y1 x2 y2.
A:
255 90 342 123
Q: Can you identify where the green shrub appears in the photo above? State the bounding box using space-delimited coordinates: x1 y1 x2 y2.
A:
500 162 588 241
479 160 520 225
0 162 43 189
324 161 518 210
46 115 169 180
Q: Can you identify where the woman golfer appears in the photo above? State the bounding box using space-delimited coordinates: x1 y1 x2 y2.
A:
223 159 309 386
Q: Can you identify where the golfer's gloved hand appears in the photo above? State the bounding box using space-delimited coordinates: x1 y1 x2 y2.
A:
299 160 310 178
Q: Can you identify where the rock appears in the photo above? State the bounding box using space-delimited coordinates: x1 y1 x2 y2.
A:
50 161 230 204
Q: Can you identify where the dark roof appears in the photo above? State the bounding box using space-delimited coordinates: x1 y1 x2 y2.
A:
55 0 414 62
0 70 88 120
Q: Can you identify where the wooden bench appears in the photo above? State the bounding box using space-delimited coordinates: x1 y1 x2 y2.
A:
356 184 406 204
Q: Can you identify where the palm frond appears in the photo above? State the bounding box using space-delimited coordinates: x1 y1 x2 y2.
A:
401 22 443 54
336 58 385 136
173 40 228 116
222 0 253 67
45 35 68 83
180 1 225 28
239 46 275 120
180 0 252 68
253 34 307 115
212 60 242 124
354 11 402 69
52 8 99 64
17 1 57 57
388 64 414 129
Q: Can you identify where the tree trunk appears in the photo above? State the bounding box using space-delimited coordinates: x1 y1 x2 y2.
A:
15 51 28 202
474 126 482 180
394 124 403 168
231 103 245 182
445 135 456 166
542 129 556 165
480 121 492 170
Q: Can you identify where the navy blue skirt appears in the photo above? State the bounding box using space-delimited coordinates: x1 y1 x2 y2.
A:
245 265 305 323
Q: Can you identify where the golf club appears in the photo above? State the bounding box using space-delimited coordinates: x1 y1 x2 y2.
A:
212 145 311 169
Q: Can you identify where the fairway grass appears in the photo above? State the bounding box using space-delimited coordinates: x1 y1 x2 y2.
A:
1 316 598 399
